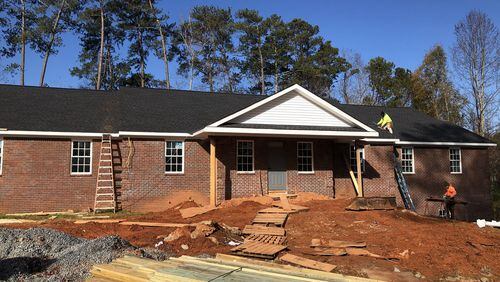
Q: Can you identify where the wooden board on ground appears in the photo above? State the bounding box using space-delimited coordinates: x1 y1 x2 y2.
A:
244 234 287 245
0 219 38 224
252 213 288 227
345 197 397 211
179 206 217 219
231 241 287 259
258 207 297 214
311 238 366 248
272 202 309 212
119 221 194 228
279 194 292 211
302 248 347 256
74 219 124 224
242 225 286 236
279 253 336 272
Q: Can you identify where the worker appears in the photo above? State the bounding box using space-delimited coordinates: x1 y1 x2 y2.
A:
443 183 457 219
377 111 393 134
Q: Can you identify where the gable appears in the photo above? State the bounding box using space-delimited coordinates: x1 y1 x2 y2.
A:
230 91 353 127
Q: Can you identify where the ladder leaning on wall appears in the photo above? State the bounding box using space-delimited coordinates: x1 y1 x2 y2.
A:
393 149 416 211
94 134 116 213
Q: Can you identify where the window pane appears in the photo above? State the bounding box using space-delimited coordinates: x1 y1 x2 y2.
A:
237 141 253 172
165 141 184 172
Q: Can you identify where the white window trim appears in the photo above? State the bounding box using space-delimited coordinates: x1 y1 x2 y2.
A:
70 140 93 176
449 147 462 174
349 144 365 174
297 141 314 174
236 140 255 174
0 138 4 175
165 140 185 174
401 147 415 174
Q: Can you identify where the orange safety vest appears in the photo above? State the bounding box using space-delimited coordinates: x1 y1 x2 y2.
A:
444 185 457 198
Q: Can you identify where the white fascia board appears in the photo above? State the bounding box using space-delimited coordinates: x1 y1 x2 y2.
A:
0 130 104 138
202 126 379 138
361 138 400 143
207 84 375 132
118 131 192 138
395 141 497 147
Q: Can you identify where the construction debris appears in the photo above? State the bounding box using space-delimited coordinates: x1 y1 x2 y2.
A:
279 253 336 272
476 219 500 228
302 248 348 256
190 222 216 239
231 241 287 259
163 227 191 242
252 212 288 226
179 205 217 219
311 238 367 248
91 254 373 281
74 219 125 224
273 202 310 212
244 234 287 245
119 220 212 228
242 225 286 236
0 219 37 224
345 248 385 259
346 197 397 211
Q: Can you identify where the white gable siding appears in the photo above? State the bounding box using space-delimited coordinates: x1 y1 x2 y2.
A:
231 91 353 127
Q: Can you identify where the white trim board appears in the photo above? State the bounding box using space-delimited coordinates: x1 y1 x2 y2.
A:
395 141 497 147
207 84 376 133
201 126 379 138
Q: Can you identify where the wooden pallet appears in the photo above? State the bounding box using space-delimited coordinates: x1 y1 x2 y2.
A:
242 225 286 236
231 241 287 259
252 213 288 227
272 202 310 212
245 234 287 245
258 207 297 214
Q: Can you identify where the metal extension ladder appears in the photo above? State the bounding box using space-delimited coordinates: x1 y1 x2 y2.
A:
393 151 416 211
94 134 116 213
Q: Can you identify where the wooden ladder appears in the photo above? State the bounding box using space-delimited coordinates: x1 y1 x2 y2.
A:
94 134 116 213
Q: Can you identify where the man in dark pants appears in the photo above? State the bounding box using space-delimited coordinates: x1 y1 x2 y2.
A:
443 183 457 219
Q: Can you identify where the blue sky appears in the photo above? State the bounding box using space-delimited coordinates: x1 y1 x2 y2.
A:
0 0 499 89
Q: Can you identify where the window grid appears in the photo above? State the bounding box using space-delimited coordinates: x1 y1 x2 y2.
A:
449 148 462 174
0 139 3 175
165 141 184 173
401 147 414 174
237 140 254 172
297 142 314 172
71 141 92 175
349 145 365 173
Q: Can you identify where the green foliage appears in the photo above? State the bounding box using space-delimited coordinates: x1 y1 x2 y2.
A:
412 45 465 125
365 57 412 106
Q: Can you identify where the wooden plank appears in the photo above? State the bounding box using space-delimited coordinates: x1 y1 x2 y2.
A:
119 221 193 228
209 138 217 207
258 207 296 214
179 206 217 219
242 225 285 236
91 264 150 282
279 254 336 272
343 154 361 197
356 146 363 197
245 234 287 245
252 213 288 226
272 203 309 211
231 241 287 257
302 248 347 256
311 239 366 248
279 194 292 211
74 219 124 224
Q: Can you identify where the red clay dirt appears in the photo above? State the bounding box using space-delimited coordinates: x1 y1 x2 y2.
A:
2 196 499 280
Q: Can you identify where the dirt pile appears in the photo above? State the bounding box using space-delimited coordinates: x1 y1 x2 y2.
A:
0 227 165 281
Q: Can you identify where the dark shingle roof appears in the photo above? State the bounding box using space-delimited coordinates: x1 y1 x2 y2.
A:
0 84 493 144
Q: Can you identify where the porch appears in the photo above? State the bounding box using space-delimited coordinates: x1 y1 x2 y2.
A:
208 137 367 206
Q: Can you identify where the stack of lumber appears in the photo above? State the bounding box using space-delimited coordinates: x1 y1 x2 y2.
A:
90 254 374 282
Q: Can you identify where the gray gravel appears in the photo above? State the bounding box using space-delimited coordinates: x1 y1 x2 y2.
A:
0 227 167 281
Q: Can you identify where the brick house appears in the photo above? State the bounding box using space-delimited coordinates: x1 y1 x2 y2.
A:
0 84 495 220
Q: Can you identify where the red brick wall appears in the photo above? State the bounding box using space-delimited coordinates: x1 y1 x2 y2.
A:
0 138 99 213
120 139 211 211
403 146 493 220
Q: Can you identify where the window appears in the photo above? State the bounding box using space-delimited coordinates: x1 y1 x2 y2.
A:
401 147 414 174
349 145 365 173
0 139 3 175
165 141 184 173
71 141 92 175
297 142 314 173
449 148 462 174
237 140 254 172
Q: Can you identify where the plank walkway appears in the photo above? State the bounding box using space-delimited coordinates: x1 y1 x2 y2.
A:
252 213 288 227
244 234 287 245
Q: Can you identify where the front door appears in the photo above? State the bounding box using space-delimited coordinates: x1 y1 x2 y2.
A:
268 142 287 191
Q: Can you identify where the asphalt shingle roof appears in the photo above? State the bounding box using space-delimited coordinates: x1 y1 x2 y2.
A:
0 84 493 144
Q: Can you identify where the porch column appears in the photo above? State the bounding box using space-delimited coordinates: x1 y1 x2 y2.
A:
210 137 217 207
355 146 364 197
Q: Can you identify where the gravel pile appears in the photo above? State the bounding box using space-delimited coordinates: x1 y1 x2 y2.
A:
0 227 136 281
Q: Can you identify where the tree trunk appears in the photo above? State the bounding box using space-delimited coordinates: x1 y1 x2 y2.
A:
96 1 105 90
257 30 265 95
273 46 279 93
39 0 65 87
148 0 170 89
20 0 26 86
137 29 145 88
